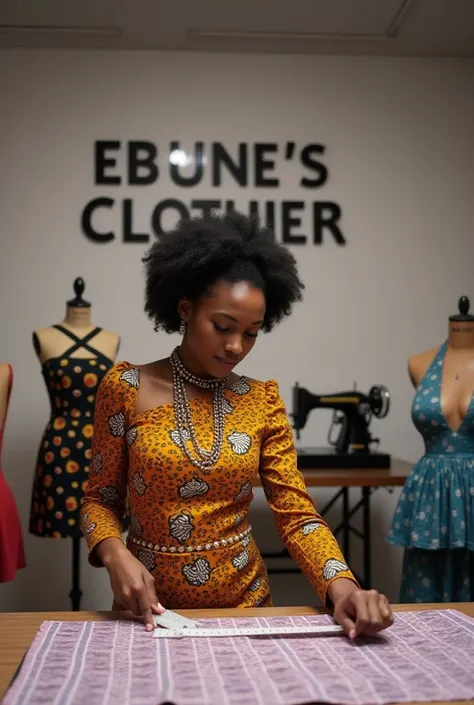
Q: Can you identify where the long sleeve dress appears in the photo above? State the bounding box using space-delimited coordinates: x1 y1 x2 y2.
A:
80 361 357 609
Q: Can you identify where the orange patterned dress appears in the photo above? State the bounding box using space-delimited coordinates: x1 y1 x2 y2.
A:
80 361 357 609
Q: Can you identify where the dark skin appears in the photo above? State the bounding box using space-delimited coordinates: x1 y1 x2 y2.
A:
134 279 262 417
97 278 394 638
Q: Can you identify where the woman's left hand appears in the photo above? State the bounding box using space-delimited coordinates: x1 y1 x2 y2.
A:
332 585 394 640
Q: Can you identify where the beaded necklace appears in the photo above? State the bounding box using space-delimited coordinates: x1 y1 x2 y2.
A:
169 347 229 470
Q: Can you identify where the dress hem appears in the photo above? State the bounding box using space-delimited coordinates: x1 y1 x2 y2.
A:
386 536 474 551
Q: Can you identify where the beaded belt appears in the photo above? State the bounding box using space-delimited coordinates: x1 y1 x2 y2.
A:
130 525 252 554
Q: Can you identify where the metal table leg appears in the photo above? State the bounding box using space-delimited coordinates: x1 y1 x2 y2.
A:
362 487 371 590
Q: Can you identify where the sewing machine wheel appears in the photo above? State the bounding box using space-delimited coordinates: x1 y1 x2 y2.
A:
368 385 390 418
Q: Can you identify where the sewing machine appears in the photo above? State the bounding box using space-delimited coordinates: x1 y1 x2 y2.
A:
291 382 391 469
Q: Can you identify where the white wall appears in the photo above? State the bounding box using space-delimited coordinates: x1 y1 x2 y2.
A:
1 48 473 613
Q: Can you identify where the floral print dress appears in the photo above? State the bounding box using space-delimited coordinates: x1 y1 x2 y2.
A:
29 326 129 539
387 341 474 602
81 361 357 609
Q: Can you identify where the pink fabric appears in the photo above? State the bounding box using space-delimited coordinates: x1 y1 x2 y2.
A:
3 609 474 705
0 364 26 584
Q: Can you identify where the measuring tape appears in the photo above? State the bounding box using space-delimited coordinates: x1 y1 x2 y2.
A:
153 624 345 639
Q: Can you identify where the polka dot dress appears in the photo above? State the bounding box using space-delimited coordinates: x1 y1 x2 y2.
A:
387 341 474 602
28 325 129 539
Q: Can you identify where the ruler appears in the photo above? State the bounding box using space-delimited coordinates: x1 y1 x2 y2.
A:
153 624 345 639
154 610 198 630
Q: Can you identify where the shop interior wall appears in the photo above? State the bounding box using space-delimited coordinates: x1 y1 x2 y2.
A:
0 48 473 611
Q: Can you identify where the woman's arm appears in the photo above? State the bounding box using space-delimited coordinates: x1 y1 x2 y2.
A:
80 364 129 567
259 379 360 605
80 363 164 629
259 380 393 637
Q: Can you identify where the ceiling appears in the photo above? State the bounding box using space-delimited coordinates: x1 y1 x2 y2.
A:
0 0 473 56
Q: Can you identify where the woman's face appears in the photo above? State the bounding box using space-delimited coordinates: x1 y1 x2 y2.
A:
178 280 266 378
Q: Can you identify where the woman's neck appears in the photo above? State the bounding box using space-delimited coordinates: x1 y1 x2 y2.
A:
62 305 92 330
447 320 474 351
176 340 214 379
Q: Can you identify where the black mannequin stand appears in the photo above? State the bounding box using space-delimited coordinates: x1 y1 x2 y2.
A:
450 295 474 322
67 277 88 612
68 277 91 309
69 537 83 611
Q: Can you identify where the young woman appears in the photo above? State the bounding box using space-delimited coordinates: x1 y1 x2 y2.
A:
80 211 393 637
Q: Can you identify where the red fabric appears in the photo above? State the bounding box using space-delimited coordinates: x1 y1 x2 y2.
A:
0 364 26 583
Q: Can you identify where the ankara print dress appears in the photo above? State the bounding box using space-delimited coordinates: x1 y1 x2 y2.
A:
387 341 474 602
81 361 358 609
29 326 129 539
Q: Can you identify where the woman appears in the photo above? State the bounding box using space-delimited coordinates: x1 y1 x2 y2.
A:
80 211 393 638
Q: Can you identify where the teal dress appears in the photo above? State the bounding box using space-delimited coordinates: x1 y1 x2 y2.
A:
387 341 474 602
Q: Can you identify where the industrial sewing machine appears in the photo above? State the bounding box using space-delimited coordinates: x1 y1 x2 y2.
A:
291 382 391 469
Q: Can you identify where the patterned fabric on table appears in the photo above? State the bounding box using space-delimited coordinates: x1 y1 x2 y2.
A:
387 340 474 602
80 360 357 609
3 610 474 705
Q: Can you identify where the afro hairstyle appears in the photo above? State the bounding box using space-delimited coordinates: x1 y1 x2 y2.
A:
142 210 304 334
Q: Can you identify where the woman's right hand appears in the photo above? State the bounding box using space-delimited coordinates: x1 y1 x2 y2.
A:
97 538 164 631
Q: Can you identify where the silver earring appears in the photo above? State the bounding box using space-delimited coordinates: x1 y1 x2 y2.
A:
179 320 186 335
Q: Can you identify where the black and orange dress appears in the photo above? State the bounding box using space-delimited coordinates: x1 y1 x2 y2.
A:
80 360 357 609
29 326 129 539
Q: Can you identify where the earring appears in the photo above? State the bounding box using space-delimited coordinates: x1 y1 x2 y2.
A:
179 320 186 335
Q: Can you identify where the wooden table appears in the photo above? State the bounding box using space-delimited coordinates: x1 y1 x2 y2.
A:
292 458 413 488
257 458 413 589
0 603 472 704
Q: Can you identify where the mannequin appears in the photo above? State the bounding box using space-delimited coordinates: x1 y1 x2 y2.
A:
0 362 26 583
29 278 126 610
387 295 474 602
33 278 120 365
407 296 474 433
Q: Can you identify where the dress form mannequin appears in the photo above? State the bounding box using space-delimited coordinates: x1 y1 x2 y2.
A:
387 296 474 602
33 278 120 365
0 362 26 582
407 296 474 434
29 278 125 610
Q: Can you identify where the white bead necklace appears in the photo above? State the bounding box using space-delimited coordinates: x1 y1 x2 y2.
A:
170 347 229 471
